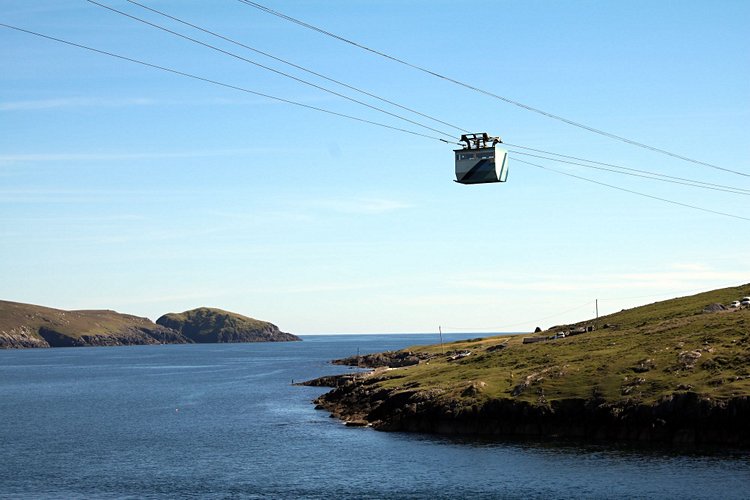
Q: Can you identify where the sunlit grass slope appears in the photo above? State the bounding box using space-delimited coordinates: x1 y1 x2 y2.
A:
0 299 182 347
366 284 750 406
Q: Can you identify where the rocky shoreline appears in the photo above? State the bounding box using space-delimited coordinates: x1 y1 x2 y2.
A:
305 351 750 447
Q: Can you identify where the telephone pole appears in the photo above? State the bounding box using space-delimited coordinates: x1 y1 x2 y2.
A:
595 299 599 328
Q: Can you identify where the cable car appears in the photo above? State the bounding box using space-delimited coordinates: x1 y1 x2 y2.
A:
454 133 508 184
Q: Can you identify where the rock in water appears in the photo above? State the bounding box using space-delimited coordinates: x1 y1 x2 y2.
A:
156 307 300 343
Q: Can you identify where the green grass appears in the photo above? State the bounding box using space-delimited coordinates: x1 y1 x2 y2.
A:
364 284 750 408
155 307 283 340
0 300 157 339
157 307 270 331
1 301 296 346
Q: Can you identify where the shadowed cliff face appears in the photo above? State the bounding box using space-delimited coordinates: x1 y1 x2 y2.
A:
312 373 750 447
156 307 300 343
35 325 190 347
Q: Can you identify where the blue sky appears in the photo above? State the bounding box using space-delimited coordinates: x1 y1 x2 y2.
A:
2 0 749 334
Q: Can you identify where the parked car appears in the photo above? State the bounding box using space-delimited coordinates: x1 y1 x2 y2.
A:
741 297 750 307
730 300 741 308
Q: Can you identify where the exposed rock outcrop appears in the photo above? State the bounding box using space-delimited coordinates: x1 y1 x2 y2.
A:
333 350 433 368
703 303 727 313
0 325 50 348
313 376 750 446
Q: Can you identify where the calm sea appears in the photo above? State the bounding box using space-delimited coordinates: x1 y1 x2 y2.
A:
0 334 748 499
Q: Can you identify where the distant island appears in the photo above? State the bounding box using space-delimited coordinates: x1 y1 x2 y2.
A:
305 284 750 447
156 307 300 343
0 301 300 348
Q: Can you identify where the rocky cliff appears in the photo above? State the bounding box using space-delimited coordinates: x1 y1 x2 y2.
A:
312 371 750 446
156 307 301 343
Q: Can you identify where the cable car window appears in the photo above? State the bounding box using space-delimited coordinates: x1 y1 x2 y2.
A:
458 153 475 160
479 152 494 159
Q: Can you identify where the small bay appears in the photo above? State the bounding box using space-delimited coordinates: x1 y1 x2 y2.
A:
1 334 747 499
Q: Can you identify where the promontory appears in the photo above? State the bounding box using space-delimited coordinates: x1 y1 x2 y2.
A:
156 307 300 343
307 284 750 446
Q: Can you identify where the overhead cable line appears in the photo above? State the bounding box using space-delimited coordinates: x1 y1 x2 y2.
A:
132 0 733 194
3 24 745 221
506 150 750 196
512 157 750 222
445 300 595 333
0 23 448 143
85 2 749 194
124 0 467 135
137 0 724 198
598 281 748 302
86 0 457 141
505 143 750 195
236 0 750 179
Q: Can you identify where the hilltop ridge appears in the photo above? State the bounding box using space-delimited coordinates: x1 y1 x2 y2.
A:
156 307 300 343
0 300 186 348
0 301 299 348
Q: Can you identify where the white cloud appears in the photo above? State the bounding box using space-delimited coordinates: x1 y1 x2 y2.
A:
0 97 157 111
0 147 271 163
7 214 145 223
0 187 201 204
279 282 387 294
205 197 412 226
449 266 750 297
312 197 413 214
207 209 315 224
669 262 711 272
0 95 323 112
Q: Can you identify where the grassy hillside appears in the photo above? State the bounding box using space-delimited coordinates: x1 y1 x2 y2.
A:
369 284 750 405
156 307 301 343
1 301 300 348
0 300 186 347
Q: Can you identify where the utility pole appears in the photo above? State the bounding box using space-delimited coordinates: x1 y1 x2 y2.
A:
595 299 599 328
439 325 444 354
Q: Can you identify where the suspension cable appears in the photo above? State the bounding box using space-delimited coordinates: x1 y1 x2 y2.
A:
2 23 746 222
505 143 750 194
86 0 457 140
512 157 750 222
94 1 750 191
0 23 448 143
124 0 468 135
445 301 595 332
507 150 750 196
236 0 749 179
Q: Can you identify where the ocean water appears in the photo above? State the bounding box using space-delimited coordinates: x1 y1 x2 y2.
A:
0 334 747 499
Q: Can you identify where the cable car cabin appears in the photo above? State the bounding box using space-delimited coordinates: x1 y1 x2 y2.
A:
454 133 508 184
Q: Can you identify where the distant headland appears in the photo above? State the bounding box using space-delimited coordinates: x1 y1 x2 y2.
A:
0 300 300 348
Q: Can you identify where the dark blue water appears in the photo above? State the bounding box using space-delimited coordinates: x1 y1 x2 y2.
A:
1 334 748 499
